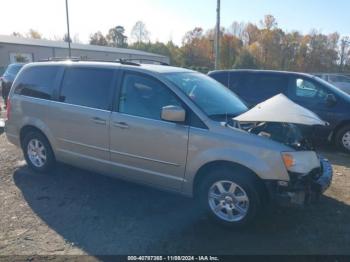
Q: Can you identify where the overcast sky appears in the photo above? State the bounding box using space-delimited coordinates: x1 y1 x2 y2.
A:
1 0 349 45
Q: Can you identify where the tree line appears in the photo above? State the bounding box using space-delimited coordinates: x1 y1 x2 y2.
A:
13 15 350 74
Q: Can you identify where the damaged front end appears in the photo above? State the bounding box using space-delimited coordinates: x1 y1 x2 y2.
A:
264 157 333 206
230 94 333 206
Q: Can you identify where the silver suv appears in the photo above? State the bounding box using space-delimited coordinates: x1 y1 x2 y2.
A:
5 61 332 226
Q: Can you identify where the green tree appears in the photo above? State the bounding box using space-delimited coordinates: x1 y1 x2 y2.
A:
89 31 108 46
15 54 30 63
27 29 42 39
220 33 242 69
340 37 350 72
233 49 258 69
106 26 128 48
181 27 212 68
166 41 183 66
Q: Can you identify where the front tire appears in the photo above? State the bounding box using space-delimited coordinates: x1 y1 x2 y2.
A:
22 131 55 173
197 167 262 227
335 124 350 154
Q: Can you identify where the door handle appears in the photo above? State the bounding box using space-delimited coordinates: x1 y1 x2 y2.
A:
92 117 107 125
113 121 129 129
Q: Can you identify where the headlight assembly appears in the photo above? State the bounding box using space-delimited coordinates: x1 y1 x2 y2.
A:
281 151 320 174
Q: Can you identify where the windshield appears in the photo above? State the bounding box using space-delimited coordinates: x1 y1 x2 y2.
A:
314 76 350 101
4 64 24 77
165 72 247 120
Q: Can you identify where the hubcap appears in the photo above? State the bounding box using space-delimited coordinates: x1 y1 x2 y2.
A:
342 131 350 150
27 139 47 168
208 180 249 222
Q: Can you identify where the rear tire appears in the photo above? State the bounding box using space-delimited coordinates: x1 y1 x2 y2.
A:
335 124 350 154
22 131 55 173
197 166 262 227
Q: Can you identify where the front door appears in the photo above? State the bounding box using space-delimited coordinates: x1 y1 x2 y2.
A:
287 76 336 137
109 72 189 191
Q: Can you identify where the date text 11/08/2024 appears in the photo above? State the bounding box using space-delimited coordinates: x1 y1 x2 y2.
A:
127 256 220 261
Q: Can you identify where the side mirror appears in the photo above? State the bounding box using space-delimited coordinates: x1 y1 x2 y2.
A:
161 105 186 122
325 94 337 107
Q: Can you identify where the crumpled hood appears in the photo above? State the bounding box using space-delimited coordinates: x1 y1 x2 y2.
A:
234 94 327 126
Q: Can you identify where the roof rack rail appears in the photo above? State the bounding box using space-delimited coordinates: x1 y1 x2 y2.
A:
39 57 80 62
123 58 169 66
38 57 167 66
116 59 141 66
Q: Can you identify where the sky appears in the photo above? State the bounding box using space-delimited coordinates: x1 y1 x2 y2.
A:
0 0 349 46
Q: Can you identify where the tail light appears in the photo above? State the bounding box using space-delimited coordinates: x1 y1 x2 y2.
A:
6 99 11 120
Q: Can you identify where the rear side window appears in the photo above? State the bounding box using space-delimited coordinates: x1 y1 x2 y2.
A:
237 74 287 103
210 72 229 87
229 73 242 91
13 66 59 100
59 67 114 110
235 74 255 98
254 75 288 99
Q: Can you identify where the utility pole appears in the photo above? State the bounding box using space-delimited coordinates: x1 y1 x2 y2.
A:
215 0 220 69
65 0 72 58
340 38 350 72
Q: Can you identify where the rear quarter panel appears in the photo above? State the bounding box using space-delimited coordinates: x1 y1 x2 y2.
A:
5 95 58 151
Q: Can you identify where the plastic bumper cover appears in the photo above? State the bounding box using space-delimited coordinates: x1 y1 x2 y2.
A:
266 157 333 206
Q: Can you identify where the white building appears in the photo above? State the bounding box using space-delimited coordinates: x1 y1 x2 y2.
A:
0 35 169 74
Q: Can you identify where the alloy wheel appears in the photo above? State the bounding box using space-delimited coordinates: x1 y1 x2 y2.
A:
27 138 47 168
208 180 249 222
342 131 350 150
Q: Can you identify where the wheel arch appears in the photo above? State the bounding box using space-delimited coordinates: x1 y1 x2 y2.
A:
332 120 350 141
192 160 268 202
20 125 51 149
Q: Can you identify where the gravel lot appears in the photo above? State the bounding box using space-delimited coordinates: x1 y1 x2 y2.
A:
0 106 350 256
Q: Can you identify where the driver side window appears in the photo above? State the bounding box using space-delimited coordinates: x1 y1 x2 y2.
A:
118 73 181 121
290 77 327 101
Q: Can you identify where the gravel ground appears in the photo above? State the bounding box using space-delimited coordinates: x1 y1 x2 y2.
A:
0 105 350 257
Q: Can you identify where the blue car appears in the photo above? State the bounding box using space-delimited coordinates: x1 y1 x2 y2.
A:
208 70 350 153
1 63 25 107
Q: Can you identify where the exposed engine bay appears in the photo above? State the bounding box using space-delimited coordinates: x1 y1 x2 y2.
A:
243 122 313 151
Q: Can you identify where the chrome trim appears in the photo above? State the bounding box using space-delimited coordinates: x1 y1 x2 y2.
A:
115 112 189 127
57 149 184 182
59 138 180 166
59 138 109 152
110 149 180 167
44 98 112 113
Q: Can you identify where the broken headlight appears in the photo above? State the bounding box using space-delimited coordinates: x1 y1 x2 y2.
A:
281 151 320 174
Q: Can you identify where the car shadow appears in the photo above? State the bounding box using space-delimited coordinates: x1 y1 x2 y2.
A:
13 164 350 255
316 145 350 168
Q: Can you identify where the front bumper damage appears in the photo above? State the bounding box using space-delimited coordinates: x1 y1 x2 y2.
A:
266 157 333 206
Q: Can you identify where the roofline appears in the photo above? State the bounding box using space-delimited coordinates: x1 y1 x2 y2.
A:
23 60 194 74
0 34 167 59
208 69 313 77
